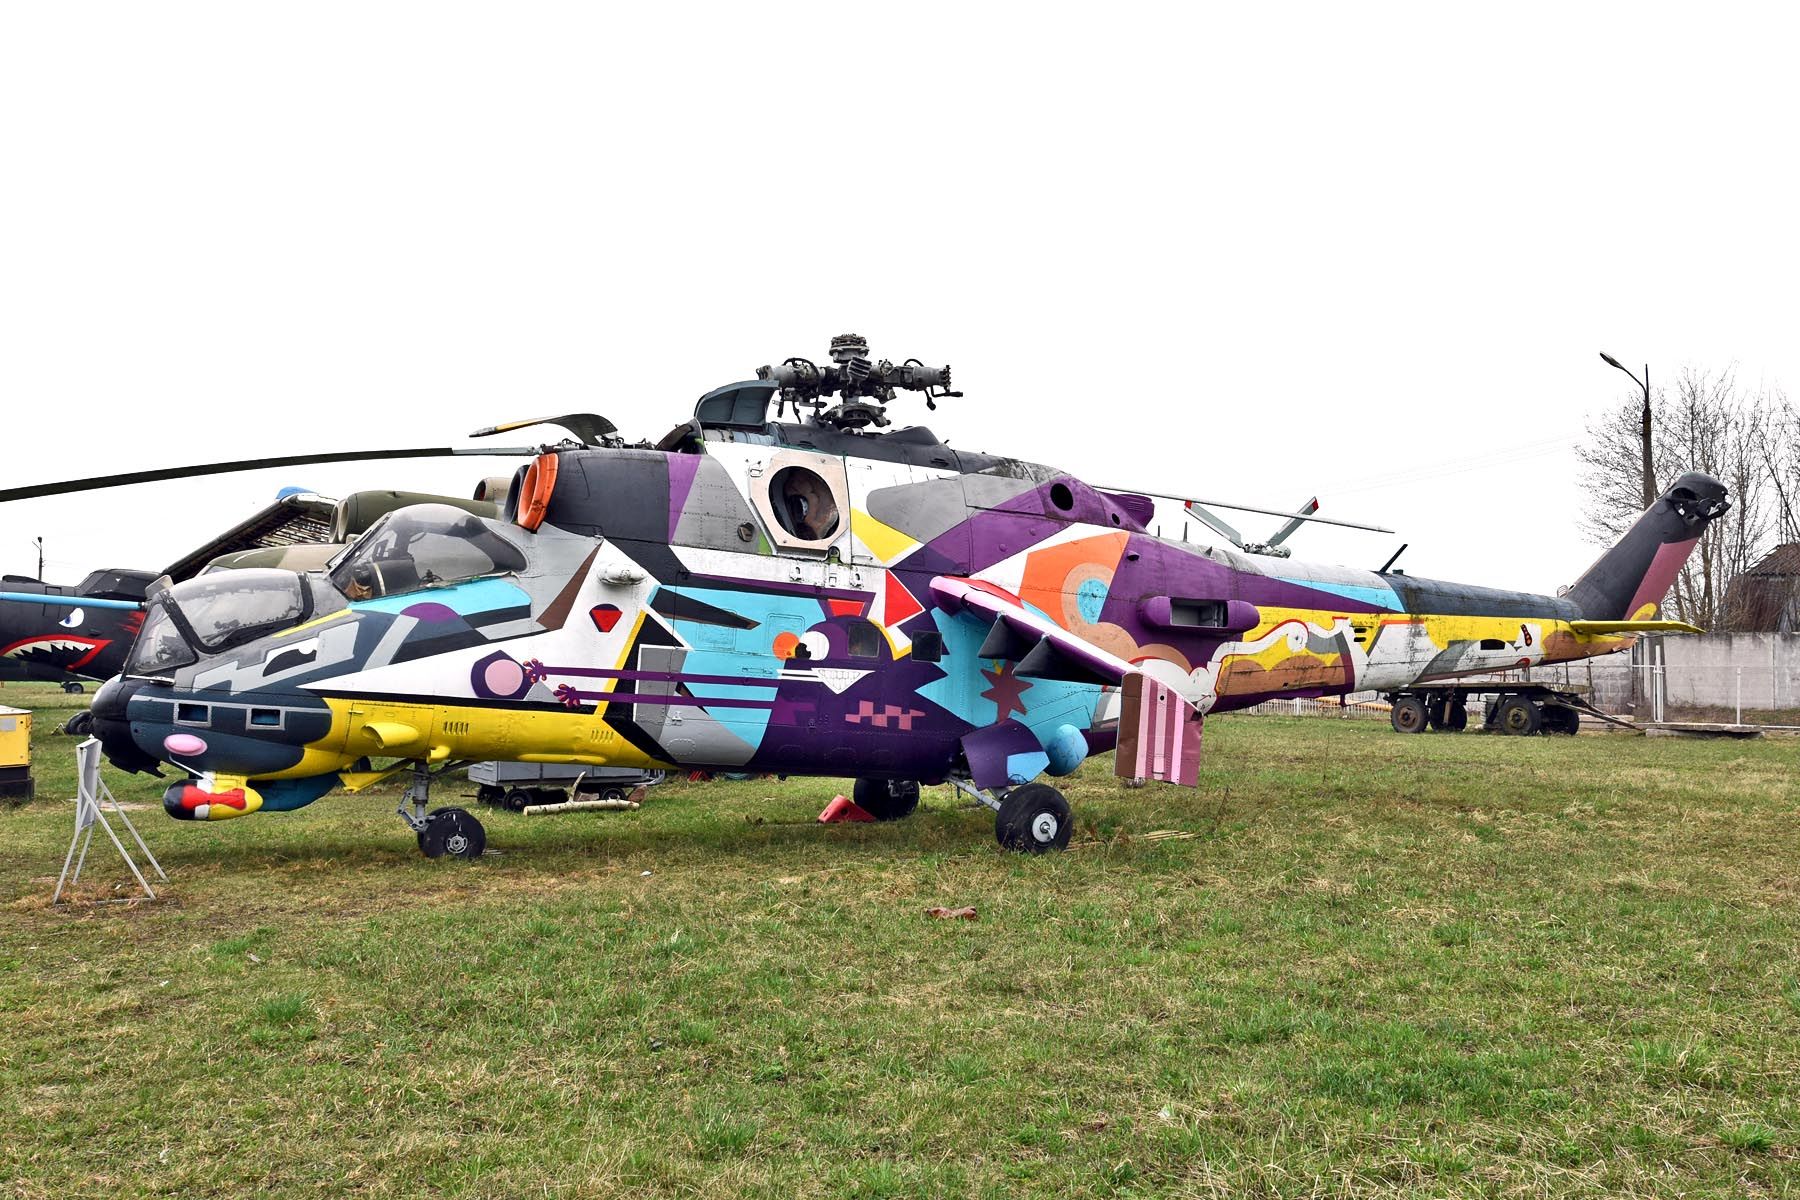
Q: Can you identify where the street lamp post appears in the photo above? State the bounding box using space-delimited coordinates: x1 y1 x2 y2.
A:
1601 352 1660 718
1600 352 1655 508
32 537 43 580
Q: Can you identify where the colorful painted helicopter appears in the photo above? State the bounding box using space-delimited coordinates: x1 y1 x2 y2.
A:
0 335 1728 858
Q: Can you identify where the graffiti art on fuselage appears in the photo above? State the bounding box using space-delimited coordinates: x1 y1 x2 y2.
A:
96 439 1727 822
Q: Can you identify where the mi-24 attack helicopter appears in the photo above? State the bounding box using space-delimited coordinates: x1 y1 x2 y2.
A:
0 334 1729 859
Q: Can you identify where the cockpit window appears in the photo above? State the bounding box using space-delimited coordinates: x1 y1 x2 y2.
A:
125 569 307 674
169 569 308 652
330 504 528 600
126 600 196 674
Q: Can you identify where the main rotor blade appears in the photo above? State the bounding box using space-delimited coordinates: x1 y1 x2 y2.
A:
1262 497 1320 548
470 413 617 446
0 446 541 504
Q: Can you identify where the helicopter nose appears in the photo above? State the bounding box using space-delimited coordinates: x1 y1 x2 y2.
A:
91 675 163 775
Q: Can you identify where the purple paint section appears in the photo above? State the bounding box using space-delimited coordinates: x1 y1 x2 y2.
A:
534 664 782 687
961 719 1043 790
579 691 777 709
402 602 461 623
667 455 703 538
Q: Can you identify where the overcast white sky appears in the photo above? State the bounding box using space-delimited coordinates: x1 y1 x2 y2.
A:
3 4 1796 593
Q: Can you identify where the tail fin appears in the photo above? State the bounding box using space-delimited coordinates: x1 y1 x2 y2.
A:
1565 472 1730 621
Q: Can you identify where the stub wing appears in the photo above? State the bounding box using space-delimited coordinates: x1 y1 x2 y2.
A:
928 575 1203 788
928 575 1135 686
1568 619 1706 636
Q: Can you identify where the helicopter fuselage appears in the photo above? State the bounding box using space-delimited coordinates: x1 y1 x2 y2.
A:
91 432 1725 824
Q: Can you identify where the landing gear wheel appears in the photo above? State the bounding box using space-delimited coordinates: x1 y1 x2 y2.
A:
602 788 628 802
63 710 95 736
1542 705 1581 735
505 788 533 812
1495 696 1542 736
853 778 921 821
995 783 1072 854
420 807 486 859
61 680 84 694
477 784 505 806
1391 695 1429 734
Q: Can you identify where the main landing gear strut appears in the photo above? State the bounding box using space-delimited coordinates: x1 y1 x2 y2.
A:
952 778 1074 854
399 762 486 859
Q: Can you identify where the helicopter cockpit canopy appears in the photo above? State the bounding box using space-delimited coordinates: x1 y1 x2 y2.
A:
127 568 310 675
329 504 527 601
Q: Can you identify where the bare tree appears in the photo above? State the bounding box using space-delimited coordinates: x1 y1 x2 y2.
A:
1762 389 1800 546
1577 366 1775 628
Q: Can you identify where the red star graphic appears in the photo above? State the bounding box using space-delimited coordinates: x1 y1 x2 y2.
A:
980 663 1031 721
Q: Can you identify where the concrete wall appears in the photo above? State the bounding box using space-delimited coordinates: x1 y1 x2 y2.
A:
1446 635 1800 714
1662 632 1800 711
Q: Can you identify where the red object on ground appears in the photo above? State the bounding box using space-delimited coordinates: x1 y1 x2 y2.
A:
817 794 875 823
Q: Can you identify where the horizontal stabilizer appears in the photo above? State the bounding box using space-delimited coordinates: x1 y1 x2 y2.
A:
1568 619 1705 636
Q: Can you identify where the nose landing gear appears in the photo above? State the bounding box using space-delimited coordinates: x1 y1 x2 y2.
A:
398 762 485 859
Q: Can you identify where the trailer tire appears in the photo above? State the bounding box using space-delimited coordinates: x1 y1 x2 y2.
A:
1542 705 1581 736
1495 696 1542 736
1391 695 1429 734
1427 698 1468 733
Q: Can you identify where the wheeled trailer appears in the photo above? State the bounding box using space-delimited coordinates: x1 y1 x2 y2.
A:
1382 682 1620 736
465 761 665 812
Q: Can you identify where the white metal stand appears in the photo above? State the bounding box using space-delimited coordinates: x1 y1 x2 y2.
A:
53 738 167 904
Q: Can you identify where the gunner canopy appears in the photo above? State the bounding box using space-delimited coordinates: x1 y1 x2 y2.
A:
127 568 309 674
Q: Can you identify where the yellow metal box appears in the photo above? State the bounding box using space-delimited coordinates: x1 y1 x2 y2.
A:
0 705 31 803
0 706 30 768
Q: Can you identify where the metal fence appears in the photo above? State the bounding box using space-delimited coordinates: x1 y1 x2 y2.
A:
1240 693 1390 720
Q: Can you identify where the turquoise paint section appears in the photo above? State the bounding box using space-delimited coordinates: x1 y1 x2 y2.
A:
655 586 816 746
916 609 989 724
1044 723 1087 775
257 774 339 812
1004 750 1051 785
916 605 1105 764
1076 577 1108 623
1271 577 1402 611
352 577 532 617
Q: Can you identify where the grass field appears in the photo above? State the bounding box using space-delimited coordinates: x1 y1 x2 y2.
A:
3 680 1798 1197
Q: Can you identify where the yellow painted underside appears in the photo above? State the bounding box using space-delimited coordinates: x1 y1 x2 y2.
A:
252 695 672 782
